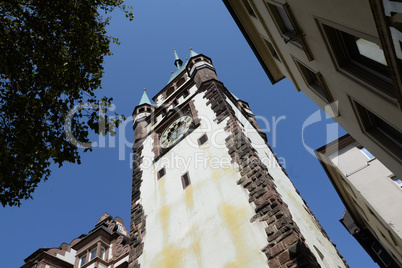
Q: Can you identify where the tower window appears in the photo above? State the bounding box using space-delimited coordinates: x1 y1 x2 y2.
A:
198 134 208 146
139 108 145 113
166 87 174 97
157 167 166 180
181 172 191 189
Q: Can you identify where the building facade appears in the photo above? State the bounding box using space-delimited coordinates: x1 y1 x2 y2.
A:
315 134 402 267
222 0 402 181
21 213 130 268
129 49 348 267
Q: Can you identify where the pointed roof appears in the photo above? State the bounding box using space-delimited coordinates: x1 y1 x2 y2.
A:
139 89 152 105
168 48 200 83
173 48 183 69
189 48 199 59
229 90 240 101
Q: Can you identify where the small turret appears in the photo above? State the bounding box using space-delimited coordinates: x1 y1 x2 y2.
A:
186 48 218 88
133 89 154 142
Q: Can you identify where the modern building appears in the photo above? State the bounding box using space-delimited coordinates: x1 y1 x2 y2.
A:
315 134 402 267
222 0 402 181
20 213 130 268
129 49 348 267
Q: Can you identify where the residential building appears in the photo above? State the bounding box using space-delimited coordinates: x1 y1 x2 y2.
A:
222 0 402 181
315 134 402 267
128 49 348 267
20 213 130 268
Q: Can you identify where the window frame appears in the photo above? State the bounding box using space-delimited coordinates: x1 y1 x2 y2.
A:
157 167 166 180
90 248 97 260
293 58 333 104
265 1 313 61
198 133 208 146
181 172 191 189
319 20 395 98
80 254 87 267
353 100 402 159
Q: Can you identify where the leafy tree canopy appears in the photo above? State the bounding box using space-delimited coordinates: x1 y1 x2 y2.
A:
0 0 133 206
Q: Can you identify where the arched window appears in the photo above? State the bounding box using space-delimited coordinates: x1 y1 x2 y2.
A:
176 78 185 88
166 87 174 97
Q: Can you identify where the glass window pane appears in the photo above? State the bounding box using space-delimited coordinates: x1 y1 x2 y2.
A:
276 6 294 32
90 248 97 260
355 39 387 66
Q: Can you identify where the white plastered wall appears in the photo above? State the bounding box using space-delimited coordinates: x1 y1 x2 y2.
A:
137 91 268 268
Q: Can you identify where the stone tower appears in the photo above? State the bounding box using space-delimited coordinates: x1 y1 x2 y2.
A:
129 49 348 268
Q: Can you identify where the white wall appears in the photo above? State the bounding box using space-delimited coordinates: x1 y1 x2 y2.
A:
138 91 268 267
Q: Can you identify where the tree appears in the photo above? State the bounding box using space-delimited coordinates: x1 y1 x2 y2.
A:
0 0 133 206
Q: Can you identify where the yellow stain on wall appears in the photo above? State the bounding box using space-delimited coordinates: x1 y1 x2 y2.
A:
184 184 194 211
150 244 185 268
219 202 254 268
159 204 171 243
187 225 203 267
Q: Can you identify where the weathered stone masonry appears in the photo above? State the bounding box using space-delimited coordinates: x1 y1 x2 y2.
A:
128 140 146 268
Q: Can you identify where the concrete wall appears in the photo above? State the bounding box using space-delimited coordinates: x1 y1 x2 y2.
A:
328 144 402 264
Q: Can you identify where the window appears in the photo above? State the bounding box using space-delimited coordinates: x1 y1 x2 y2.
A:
391 175 402 188
241 0 256 18
80 254 87 267
90 248 97 260
198 134 208 146
265 2 312 60
294 60 332 103
354 101 402 156
265 2 298 42
181 172 191 189
262 37 280 61
322 24 394 96
166 87 174 97
139 108 145 113
357 145 375 160
157 167 166 180
100 247 106 260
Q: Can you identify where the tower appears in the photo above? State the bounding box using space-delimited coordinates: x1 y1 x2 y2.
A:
129 49 348 267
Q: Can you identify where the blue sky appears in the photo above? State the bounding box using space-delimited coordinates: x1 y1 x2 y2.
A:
2 1 378 267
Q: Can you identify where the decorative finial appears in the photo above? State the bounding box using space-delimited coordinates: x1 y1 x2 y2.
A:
171 71 173 74
190 47 192 50
143 88 146 92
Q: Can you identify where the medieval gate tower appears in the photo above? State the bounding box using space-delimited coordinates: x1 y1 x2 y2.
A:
129 49 348 268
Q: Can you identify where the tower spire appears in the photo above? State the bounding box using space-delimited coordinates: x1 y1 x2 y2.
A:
189 47 199 59
173 48 183 69
138 88 151 105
